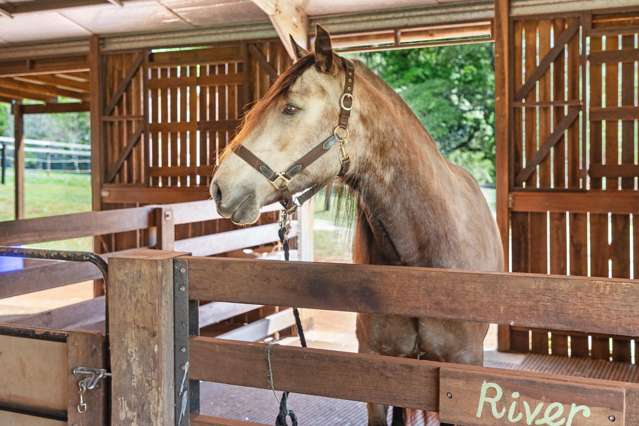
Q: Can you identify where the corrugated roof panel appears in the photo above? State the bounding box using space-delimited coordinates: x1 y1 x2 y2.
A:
163 0 268 27
0 11 89 43
61 1 192 34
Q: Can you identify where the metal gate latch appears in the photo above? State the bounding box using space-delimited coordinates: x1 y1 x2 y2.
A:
73 366 111 413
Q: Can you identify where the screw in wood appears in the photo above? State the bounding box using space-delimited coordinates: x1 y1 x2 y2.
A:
179 267 186 274
608 415 616 422
179 286 185 292
446 392 453 399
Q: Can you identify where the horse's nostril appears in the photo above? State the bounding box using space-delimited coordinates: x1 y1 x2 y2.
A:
212 183 222 203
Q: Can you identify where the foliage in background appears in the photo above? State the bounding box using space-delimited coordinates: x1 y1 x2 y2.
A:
0 104 89 144
357 43 496 183
0 103 8 136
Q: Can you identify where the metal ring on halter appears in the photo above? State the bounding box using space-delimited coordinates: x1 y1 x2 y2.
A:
340 93 353 111
333 125 349 142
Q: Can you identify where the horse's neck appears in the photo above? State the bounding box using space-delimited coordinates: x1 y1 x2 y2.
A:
347 71 461 266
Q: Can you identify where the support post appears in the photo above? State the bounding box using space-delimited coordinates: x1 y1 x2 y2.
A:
1 142 5 185
89 35 105 297
154 206 176 251
89 35 104 214
13 101 24 219
108 249 182 425
494 0 511 352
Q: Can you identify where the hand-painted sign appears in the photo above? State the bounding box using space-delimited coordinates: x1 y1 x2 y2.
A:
439 367 624 425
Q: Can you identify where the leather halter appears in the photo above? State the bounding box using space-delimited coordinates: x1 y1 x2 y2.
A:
233 58 355 211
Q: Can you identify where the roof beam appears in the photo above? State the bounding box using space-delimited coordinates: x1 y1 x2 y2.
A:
0 56 89 78
252 0 308 59
0 6 13 19
14 75 90 93
0 78 86 100
0 87 54 102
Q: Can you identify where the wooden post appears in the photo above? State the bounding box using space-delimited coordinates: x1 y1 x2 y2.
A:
108 249 181 425
154 206 176 250
89 35 103 214
494 0 511 352
89 35 105 297
13 101 24 219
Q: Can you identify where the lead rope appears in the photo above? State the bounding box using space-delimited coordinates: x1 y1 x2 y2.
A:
271 208 307 426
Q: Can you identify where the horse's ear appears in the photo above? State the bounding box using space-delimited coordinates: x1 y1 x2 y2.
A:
314 24 334 73
289 35 309 61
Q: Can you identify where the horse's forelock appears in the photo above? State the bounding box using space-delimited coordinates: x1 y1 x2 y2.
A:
220 54 317 163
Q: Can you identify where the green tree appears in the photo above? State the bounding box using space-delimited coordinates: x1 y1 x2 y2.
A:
0 103 8 136
358 44 496 183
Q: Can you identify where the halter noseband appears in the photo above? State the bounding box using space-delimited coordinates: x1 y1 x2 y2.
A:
233 58 355 212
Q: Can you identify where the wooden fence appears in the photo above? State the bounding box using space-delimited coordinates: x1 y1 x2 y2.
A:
109 251 639 426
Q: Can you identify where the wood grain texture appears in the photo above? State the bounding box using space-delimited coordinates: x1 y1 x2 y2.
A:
186 257 639 336
67 332 107 426
192 414 268 426
190 337 439 410
439 367 625 425
0 334 67 411
108 249 182 425
0 412 65 426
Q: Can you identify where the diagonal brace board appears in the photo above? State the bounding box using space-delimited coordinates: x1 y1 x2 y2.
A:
248 44 278 81
105 126 143 183
514 22 579 102
515 107 580 185
104 50 150 116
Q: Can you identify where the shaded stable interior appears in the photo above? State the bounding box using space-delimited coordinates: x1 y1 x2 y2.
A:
0 0 639 425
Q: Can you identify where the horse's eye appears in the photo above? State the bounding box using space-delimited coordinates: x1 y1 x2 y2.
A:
282 104 300 115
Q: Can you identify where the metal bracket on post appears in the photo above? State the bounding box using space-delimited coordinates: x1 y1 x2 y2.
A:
174 258 199 426
72 366 111 414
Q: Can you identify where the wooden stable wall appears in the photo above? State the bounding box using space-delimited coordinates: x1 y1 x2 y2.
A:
91 40 292 255
498 4 639 362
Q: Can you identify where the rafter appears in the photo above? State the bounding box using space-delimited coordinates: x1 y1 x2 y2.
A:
252 0 308 59
14 75 89 93
0 78 85 100
0 87 54 102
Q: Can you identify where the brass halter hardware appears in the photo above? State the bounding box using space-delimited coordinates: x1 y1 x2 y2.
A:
232 57 355 211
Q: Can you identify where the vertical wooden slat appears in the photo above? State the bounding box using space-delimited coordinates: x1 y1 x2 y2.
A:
177 66 187 187
189 65 198 187
200 64 210 187
589 35 609 360
160 67 169 187
549 18 569 356
170 66 178 187
529 21 549 355
150 66 159 187
610 34 634 363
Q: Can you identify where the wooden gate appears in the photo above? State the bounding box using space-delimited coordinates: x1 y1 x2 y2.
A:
93 41 291 255
501 8 639 361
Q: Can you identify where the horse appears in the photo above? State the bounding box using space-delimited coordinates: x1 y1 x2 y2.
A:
211 25 503 426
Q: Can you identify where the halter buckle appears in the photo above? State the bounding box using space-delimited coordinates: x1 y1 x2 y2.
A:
270 172 291 191
340 93 353 111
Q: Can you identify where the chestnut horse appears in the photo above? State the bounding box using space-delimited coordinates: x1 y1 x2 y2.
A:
211 26 503 426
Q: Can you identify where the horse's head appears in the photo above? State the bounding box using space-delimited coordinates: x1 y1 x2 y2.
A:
211 25 356 224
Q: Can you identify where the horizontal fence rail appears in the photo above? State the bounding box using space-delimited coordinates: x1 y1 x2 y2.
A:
184 257 639 337
0 201 280 246
190 337 638 425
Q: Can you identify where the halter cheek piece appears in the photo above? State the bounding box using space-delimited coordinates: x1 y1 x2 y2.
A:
233 58 355 212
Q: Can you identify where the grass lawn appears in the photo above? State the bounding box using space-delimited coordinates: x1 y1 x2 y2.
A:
0 168 92 250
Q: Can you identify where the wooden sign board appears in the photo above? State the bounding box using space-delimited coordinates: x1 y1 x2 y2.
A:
439 367 624 426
